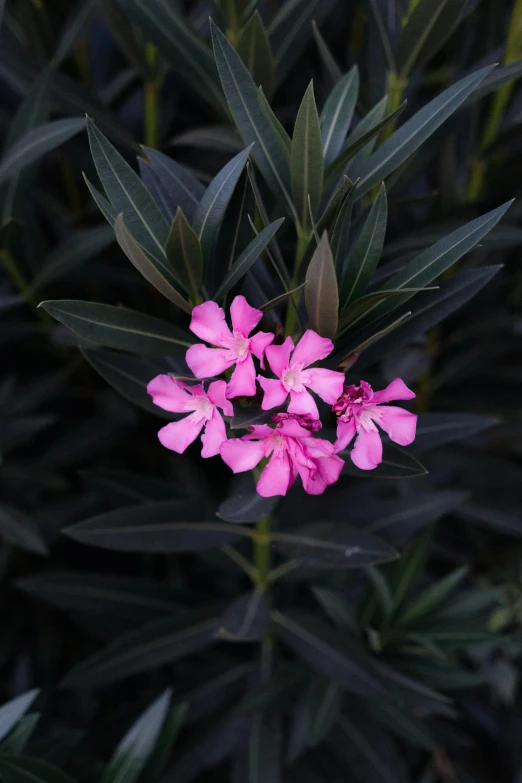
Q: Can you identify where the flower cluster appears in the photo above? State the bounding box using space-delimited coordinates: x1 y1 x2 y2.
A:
147 296 417 497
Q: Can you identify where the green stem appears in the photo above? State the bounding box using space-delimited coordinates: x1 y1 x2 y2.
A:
0 250 52 329
144 44 159 148
381 71 408 143
284 229 311 337
467 0 522 201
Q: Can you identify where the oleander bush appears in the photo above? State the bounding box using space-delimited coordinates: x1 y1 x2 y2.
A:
1 1 522 781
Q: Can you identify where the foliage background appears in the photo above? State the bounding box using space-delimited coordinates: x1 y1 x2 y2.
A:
1 0 522 781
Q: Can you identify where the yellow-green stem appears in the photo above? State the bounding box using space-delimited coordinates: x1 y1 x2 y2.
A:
381 71 408 143
467 0 522 201
222 0 242 45
145 44 159 148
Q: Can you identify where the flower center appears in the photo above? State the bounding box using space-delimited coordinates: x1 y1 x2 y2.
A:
281 363 309 393
333 381 374 422
266 432 287 458
221 331 250 362
184 395 214 421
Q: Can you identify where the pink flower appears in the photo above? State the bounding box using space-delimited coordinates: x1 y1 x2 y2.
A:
220 413 344 497
258 330 345 419
333 379 417 470
185 296 274 399
147 375 233 457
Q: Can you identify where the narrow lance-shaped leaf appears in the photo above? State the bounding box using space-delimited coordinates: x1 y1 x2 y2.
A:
291 81 324 228
330 179 358 274
353 64 496 198
340 183 388 308
39 300 194 356
312 20 343 84
115 214 192 313
396 0 469 78
0 118 85 186
115 0 226 112
271 524 398 568
236 11 275 100
0 690 39 743
192 145 253 262
101 690 172 783
321 66 360 167
305 232 339 339
214 218 285 301
210 20 296 221
0 757 78 783
165 209 203 304
140 147 205 223
87 119 170 264
324 101 406 189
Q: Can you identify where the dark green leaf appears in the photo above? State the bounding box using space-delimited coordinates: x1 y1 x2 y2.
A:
398 567 468 626
0 715 39 755
307 680 343 746
64 502 252 552
305 232 339 339
165 209 203 303
412 412 495 453
0 119 85 186
115 215 191 312
366 0 396 72
16 571 179 624
291 81 324 227
360 266 502 367
330 713 407 783
214 217 285 300
139 703 187 780
321 67 359 166
0 503 48 555
0 691 39 743
324 101 406 189
211 21 295 219
257 88 292 154
397 0 469 77
140 147 204 222
340 183 388 307
368 703 437 751
312 21 342 84
341 444 428 479
87 119 170 265
218 475 275 523
39 300 193 356
102 690 172 783
217 590 270 641
193 145 253 261
81 348 175 416
364 490 466 540
271 524 398 568
466 60 522 103
272 611 386 696
330 178 358 275
236 11 275 99
312 587 360 635
248 713 282 783
115 0 225 111
259 283 307 313
84 174 117 225
62 609 221 687
354 65 496 197
268 0 336 84
52 0 94 68
0 757 77 783
31 226 115 291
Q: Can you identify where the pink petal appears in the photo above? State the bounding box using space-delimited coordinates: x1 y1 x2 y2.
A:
371 378 416 404
256 453 293 497
185 344 233 379
157 414 204 454
249 331 275 368
189 300 232 345
229 295 263 336
278 418 314 439
201 410 227 457
220 438 265 472
265 336 294 379
288 389 319 419
302 436 335 459
207 380 234 416
258 376 288 410
306 368 345 404
244 425 274 439
351 429 383 470
334 418 357 452
291 330 334 368
226 355 256 399
303 455 344 495
147 374 191 412
378 406 417 446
